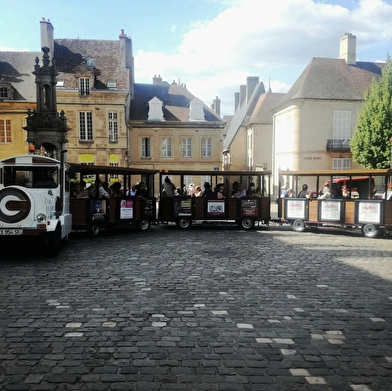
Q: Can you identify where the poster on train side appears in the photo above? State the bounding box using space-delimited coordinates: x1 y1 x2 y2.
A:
356 201 382 224
319 200 343 222
207 200 225 217
240 199 258 217
120 199 133 219
174 198 192 217
285 199 307 220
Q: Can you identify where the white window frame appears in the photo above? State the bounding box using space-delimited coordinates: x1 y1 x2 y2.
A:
182 138 192 158
333 110 351 140
161 138 172 158
79 112 93 141
0 119 11 143
332 158 350 170
79 77 90 96
201 138 212 158
140 138 151 158
108 112 118 142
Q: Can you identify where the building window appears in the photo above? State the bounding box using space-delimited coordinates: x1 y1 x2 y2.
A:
182 138 192 158
86 59 95 67
140 138 151 158
79 77 90 96
0 119 11 143
332 158 350 170
107 80 117 88
161 138 172 158
201 138 212 158
333 110 351 140
0 87 8 98
79 112 93 141
109 154 119 180
108 112 118 142
56 79 64 87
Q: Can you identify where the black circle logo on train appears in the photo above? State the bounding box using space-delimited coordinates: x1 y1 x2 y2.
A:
0 188 31 223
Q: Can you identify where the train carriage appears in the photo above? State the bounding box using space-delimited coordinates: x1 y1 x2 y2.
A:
69 164 158 236
278 169 392 238
157 169 272 229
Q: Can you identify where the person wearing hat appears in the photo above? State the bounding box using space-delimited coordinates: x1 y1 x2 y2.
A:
318 183 331 199
280 186 288 198
188 183 195 196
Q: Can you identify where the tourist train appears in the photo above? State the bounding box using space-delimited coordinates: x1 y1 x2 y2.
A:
1 155 391 256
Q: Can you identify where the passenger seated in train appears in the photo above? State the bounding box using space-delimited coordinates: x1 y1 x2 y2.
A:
215 184 226 199
135 181 149 201
298 184 309 198
318 183 331 199
202 182 215 199
194 186 202 197
110 182 122 198
231 183 247 198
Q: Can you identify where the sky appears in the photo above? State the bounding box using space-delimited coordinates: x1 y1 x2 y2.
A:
1 0 392 116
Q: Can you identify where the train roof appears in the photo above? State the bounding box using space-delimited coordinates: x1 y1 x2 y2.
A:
159 169 272 176
69 163 159 175
279 169 392 177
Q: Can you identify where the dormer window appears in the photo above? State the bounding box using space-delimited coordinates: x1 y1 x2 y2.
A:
189 98 205 121
0 82 14 100
79 77 90 96
148 97 164 121
107 80 117 88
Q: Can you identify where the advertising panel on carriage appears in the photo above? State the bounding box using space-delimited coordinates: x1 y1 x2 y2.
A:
284 198 309 220
173 198 192 217
355 199 384 225
318 200 345 222
207 200 225 217
240 199 258 218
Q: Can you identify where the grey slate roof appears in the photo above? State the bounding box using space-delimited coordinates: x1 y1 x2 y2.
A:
0 51 39 101
129 82 223 122
248 92 286 125
223 82 266 150
275 58 384 109
54 39 129 90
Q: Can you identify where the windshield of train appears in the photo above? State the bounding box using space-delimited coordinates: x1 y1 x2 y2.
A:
3 166 58 188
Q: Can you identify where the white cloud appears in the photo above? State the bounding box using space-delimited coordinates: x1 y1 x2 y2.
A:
134 0 392 115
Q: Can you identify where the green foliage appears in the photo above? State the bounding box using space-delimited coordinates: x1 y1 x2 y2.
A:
351 56 392 169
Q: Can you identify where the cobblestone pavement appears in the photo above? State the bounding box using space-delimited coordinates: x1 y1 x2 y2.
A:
1 224 392 391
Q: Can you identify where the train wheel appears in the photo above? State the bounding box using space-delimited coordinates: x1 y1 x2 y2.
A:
138 219 150 231
292 219 305 232
45 226 62 257
89 224 100 237
362 224 379 238
177 218 191 229
240 218 254 230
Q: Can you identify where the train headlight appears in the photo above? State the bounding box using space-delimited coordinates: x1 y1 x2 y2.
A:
36 213 47 223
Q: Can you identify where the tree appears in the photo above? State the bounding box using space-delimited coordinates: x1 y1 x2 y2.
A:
351 56 392 169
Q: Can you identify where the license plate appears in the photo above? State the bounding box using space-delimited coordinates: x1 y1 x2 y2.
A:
0 229 23 235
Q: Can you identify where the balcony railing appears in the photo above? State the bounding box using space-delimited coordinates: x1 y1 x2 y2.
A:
326 139 351 152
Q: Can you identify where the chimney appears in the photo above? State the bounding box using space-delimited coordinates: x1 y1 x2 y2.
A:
212 96 221 116
246 76 259 101
339 33 356 65
239 85 246 107
234 92 240 112
153 74 163 85
119 29 134 98
40 18 54 63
